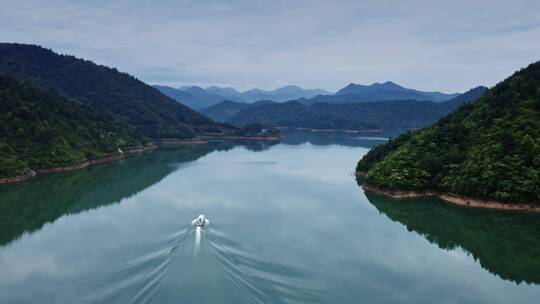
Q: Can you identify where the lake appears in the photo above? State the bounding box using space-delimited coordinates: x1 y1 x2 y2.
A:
1 130 540 304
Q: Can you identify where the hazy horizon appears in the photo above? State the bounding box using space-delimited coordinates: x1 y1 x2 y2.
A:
152 80 465 95
2 0 539 92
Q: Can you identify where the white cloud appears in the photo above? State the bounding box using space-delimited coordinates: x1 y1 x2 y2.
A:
1 0 539 92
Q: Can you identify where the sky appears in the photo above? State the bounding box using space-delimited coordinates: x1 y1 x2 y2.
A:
1 0 540 93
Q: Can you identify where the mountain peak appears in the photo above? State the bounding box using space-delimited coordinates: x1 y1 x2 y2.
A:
272 85 305 94
371 81 404 90
205 86 241 96
335 81 458 102
186 85 204 91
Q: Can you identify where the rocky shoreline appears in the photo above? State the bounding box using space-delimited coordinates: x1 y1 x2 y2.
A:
359 179 540 213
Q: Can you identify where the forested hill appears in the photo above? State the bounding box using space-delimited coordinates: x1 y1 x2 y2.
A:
0 43 232 139
220 86 486 131
0 75 146 178
201 100 251 122
357 61 540 205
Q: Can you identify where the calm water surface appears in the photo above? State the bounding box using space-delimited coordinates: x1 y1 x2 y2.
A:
1 131 540 303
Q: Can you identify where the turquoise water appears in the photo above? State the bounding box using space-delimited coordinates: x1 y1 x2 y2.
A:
1 131 540 303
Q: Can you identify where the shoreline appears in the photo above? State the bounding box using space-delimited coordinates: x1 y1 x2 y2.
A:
0 145 157 185
0 135 282 185
122 145 158 154
154 138 208 145
199 135 281 141
156 135 281 145
359 179 540 213
277 127 385 133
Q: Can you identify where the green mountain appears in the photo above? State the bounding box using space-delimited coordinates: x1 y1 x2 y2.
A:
335 81 459 102
0 75 146 178
223 87 485 131
357 61 540 205
201 100 250 122
0 43 232 139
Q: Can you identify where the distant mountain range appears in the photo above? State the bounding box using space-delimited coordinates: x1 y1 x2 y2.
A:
335 81 459 102
241 86 331 103
155 81 462 110
202 86 487 131
153 84 331 109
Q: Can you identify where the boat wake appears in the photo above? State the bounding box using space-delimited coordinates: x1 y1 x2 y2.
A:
82 225 192 304
83 222 320 304
208 229 321 304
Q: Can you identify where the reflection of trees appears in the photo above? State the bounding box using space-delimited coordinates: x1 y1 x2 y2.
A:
0 142 272 246
220 140 279 152
280 129 392 148
365 191 540 285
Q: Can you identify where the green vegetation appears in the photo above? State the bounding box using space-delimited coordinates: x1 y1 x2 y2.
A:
0 43 234 139
0 75 146 177
357 61 540 204
201 100 250 122
225 87 486 131
356 131 415 172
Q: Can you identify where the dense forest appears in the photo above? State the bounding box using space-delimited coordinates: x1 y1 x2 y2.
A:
210 87 486 131
0 75 146 177
357 61 540 204
0 44 284 179
201 100 251 121
0 43 234 139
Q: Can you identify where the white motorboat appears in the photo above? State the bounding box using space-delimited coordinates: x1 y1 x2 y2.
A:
194 214 206 227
